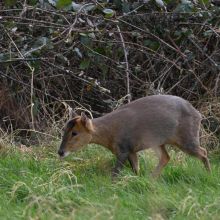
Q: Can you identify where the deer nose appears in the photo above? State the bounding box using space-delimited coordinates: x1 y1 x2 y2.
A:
58 149 64 157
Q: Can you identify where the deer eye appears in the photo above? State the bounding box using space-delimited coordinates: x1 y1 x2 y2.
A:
72 131 77 137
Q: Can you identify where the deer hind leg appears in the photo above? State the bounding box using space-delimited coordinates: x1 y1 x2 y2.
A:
152 145 170 178
199 147 211 172
128 152 139 175
179 143 211 172
177 117 211 172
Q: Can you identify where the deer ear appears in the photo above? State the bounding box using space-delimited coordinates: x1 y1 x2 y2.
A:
80 112 87 124
69 107 78 119
80 112 94 132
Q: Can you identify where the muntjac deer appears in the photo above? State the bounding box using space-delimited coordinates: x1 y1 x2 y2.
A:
58 95 211 178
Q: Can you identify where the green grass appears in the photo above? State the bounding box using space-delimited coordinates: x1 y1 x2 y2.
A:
0 144 220 220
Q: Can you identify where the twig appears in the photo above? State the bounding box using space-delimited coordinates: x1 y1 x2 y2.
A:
117 25 131 102
30 69 35 130
15 129 59 139
188 37 219 68
118 4 144 19
0 71 61 102
117 18 181 54
2 25 36 130
0 57 49 63
42 60 111 94
214 73 220 96
1 16 68 27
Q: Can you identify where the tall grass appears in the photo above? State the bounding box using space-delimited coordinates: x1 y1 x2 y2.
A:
0 144 220 220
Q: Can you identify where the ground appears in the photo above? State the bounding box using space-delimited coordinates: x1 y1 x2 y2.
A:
0 143 220 220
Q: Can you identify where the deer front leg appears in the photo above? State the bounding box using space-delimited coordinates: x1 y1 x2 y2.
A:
128 152 139 175
112 152 129 179
152 145 170 178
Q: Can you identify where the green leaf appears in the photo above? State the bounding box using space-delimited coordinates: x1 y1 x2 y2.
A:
122 2 131 13
144 40 160 51
174 1 194 13
24 37 52 57
103 8 115 18
48 0 57 7
99 64 108 75
56 53 69 65
163 0 174 3
56 0 72 9
199 0 210 5
80 60 90 70
74 48 83 58
72 2 95 12
0 53 10 62
184 49 195 61
114 0 123 10
203 30 213 37
27 0 38 6
5 0 17 7
94 47 106 56
80 34 92 46
30 60 40 72
33 97 40 117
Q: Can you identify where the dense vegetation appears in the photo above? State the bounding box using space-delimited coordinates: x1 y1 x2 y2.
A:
0 0 219 142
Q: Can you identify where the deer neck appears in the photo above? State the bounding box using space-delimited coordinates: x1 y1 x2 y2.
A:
90 117 114 152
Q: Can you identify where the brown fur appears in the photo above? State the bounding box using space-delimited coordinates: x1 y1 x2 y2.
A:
58 95 211 178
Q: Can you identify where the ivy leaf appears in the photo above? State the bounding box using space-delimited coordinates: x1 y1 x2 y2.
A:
144 40 160 51
48 0 57 7
56 0 72 9
174 1 194 13
56 53 69 65
5 0 17 7
155 0 165 8
103 8 115 18
74 48 83 58
80 60 90 70
122 3 131 13
0 53 10 62
80 34 92 46
24 37 51 57
72 2 95 12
